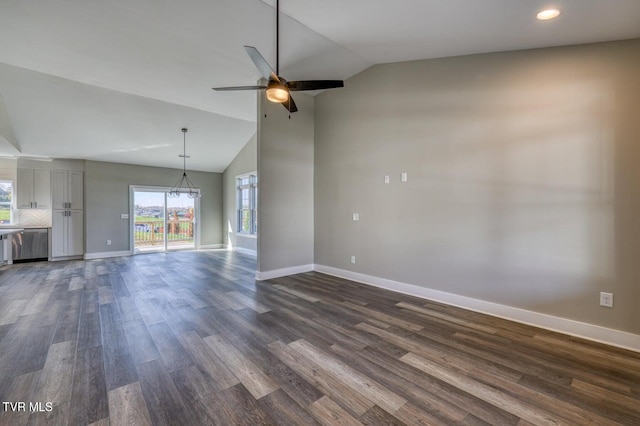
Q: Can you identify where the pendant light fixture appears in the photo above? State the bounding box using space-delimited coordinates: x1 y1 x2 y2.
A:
168 128 200 198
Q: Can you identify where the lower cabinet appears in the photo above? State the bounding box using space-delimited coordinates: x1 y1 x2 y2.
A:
52 210 83 257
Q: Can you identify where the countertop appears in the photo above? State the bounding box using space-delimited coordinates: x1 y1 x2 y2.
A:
0 225 51 229
0 228 24 238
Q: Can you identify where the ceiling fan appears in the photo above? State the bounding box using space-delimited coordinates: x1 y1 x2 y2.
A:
212 0 343 113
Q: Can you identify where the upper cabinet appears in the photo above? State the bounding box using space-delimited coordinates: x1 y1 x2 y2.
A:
16 168 51 209
52 170 83 210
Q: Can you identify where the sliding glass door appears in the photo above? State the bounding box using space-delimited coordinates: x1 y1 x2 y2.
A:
132 187 198 253
166 193 196 250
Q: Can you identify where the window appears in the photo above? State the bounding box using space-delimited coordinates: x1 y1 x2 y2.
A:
236 173 257 235
0 181 13 224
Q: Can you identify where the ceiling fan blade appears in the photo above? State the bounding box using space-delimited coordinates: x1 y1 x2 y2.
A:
286 80 344 91
280 95 298 113
212 85 267 91
244 46 280 82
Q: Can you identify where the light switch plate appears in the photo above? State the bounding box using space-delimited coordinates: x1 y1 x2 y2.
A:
121 213 129 219
352 213 359 221
401 172 408 182
384 175 390 184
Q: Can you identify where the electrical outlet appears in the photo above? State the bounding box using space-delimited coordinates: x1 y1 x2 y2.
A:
121 213 129 219
352 213 359 221
401 172 408 182
384 175 390 184
600 292 613 308
106 240 112 246
350 256 356 264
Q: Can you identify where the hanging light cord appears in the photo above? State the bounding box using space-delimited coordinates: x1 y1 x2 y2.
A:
182 129 187 173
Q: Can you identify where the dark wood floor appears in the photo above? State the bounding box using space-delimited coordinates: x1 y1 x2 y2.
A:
0 251 639 425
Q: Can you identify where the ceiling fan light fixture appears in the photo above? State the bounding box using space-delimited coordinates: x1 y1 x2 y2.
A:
266 82 289 103
536 8 560 20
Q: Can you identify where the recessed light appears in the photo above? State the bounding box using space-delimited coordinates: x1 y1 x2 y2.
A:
537 8 561 20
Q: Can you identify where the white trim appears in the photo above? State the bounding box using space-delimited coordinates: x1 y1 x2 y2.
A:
313 264 640 353
129 185 201 255
199 244 225 250
256 264 314 281
84 250 132 260
236 233 257 239
234 246 257 257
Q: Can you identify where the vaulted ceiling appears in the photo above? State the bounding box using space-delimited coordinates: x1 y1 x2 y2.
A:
1 0 639 172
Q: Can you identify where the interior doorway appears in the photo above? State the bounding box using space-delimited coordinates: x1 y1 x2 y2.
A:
131 186 198 253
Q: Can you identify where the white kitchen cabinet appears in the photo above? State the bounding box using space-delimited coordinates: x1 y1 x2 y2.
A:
16 168 51 209
52 169 83 258
52 170 83 210
52 210 83 257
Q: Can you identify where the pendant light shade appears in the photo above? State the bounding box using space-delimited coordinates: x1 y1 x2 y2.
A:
169 128 200 198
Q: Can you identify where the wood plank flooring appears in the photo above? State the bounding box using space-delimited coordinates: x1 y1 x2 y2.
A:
1 250 639 425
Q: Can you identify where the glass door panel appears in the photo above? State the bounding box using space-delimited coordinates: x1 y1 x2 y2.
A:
167 193 195 250
133 191 166 253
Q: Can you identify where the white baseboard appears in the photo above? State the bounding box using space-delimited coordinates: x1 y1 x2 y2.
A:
84 251 132 260
234 247 257 257
199 244 225 250
50 255 84 261
313 264 640 353
256 264 314 281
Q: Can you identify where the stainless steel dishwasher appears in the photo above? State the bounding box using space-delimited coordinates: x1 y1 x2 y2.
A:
12 228 49 262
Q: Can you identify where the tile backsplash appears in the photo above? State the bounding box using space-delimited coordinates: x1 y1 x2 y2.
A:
14 209 52 227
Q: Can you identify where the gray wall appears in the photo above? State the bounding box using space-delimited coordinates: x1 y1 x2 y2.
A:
314 39 640 334
222 134 257 253
258 93 315 273
85 160 222 254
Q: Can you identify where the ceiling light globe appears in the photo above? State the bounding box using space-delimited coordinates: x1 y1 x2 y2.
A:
537 9 560 20
266 84 289 103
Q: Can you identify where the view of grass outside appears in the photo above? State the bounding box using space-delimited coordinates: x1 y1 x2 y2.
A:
0 181 12 224
0 208 9 222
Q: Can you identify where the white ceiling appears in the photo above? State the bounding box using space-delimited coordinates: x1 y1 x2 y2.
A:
1 0 639 172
